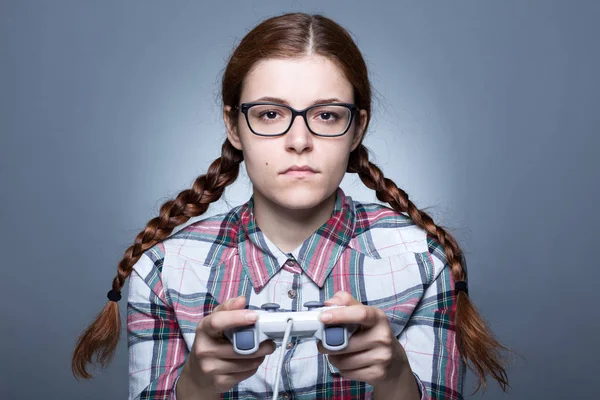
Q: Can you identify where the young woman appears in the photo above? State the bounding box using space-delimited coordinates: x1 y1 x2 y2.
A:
72 12 510 400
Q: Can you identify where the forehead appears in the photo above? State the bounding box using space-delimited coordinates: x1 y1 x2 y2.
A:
241 56 354 107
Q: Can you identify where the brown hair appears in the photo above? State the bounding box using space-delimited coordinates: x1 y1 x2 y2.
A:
72 12 511 394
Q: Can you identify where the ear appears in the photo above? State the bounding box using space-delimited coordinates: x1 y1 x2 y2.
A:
224 105 243 151
350 109 368 152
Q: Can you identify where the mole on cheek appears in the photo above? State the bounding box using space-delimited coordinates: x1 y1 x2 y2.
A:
265 162 269 166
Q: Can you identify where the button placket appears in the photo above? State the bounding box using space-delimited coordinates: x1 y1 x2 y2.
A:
279 272 299 397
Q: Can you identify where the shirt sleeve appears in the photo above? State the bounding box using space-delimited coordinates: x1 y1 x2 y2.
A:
127 246 187 400
396 234 467 400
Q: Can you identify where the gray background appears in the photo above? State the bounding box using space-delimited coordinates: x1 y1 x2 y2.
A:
1 1 598 399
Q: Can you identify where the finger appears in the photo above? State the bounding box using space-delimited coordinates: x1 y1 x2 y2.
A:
213 295 247 313
319 304 383 329
202 354 266 375
201 308 258 338
201 338 275 359
317 329 377 355
327 348 379 371
323 291 361 307
212 297 236 313
219 340 277 360
335 364 383 384
214 368 261 391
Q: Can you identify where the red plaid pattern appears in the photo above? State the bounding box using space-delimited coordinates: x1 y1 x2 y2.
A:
127 187 466 399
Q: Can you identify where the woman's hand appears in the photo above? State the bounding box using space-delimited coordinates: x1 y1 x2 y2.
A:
317 291 411 388
177 296 276 398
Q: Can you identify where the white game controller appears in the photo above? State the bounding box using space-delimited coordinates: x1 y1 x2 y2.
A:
224 301 359 355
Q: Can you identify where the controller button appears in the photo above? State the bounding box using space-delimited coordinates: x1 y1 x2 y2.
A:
235 329 255 351
261 303 281 312
287 289 297 299
304 301 324 310
325 326 345 347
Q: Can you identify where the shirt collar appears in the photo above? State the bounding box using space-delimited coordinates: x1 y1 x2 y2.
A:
235 187 356 293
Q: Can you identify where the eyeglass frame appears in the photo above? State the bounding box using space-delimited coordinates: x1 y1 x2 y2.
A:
232 101 358 137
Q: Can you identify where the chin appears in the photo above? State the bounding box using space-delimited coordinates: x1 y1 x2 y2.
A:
269 186 334 210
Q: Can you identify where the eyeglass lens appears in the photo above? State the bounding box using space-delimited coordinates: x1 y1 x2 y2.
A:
247 105 351 135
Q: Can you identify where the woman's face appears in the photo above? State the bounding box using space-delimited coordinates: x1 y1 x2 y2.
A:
224 55 367 211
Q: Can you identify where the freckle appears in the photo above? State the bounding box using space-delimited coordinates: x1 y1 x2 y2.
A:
266 162 269 166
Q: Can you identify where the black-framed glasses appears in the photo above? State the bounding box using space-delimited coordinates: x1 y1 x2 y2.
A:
232 102 358 137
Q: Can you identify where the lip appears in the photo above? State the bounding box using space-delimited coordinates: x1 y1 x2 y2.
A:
283 170 317 177
281 165 318 174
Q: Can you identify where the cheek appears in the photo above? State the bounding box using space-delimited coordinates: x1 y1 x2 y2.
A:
244 149 275 177
325 145 352 165
257 157 273 169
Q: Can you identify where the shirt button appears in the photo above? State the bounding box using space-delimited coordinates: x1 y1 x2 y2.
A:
287 289 296 299
286 341 294 350
285 259 296 266
280 394 290 400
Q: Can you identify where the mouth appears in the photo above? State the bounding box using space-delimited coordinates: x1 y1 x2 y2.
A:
282 170 318 177
281 165 318 174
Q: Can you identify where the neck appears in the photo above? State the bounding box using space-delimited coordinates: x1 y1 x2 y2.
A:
252 189 337 254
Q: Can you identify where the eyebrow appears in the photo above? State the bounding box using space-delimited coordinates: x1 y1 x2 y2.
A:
251 96 346 106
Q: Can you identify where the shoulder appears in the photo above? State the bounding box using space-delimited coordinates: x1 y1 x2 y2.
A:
350 198 450 279
165 207 242 261
350 199 428 255
130 208 240 295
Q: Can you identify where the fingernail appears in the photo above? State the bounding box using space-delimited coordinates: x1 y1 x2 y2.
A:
320 312 332 322
245 312 258 323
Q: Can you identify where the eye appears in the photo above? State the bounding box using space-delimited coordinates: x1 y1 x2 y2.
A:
258 110 281 120
317 112 339 122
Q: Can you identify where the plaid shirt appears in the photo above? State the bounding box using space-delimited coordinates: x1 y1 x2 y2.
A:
127 187 466 399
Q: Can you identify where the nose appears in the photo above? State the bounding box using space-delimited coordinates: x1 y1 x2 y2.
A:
285 114 313 153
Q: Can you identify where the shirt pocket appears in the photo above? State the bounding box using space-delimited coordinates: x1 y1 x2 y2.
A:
346 252 430 338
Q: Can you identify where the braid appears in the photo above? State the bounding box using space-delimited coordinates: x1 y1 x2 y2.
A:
72 139 243 379
348 144 510 393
